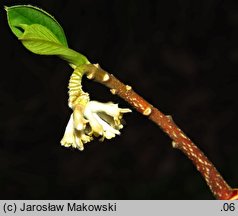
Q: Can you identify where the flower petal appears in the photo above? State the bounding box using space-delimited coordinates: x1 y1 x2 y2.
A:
61 114 74 147
93 113 120 138
74 131 84 150
84 108 104 135
73 106 88 130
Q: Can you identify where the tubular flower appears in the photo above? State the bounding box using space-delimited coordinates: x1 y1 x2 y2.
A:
60 66 131 151
61 100 131 151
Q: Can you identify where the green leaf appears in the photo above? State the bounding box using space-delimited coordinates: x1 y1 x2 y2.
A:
5 5 90 66
5 5 68 46
20 24 89 66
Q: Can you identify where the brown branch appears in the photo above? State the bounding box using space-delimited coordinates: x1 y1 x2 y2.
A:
82 63 238 200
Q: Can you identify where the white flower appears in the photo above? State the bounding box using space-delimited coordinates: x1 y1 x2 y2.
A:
61 100 131 151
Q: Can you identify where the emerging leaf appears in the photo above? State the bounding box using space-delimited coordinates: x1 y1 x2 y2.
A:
5 5 90 66
19 24 89 66
5 5 68 46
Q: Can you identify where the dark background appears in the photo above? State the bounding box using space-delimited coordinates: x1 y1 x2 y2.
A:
1 0 238 199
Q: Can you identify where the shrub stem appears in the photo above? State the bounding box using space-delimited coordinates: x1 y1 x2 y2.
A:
81 63 238 200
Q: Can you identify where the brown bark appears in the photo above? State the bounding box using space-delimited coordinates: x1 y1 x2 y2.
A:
82 63 238 200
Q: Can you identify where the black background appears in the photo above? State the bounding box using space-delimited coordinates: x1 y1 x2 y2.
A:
1 0 238 199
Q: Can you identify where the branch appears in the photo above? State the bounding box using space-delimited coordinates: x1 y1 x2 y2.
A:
81 63 238 200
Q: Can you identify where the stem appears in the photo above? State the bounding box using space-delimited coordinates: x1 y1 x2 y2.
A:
82 63 238 200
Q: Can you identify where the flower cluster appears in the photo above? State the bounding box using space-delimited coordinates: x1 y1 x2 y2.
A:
61 100 131 151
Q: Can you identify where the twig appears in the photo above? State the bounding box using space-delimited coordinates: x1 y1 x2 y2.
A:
81 63 238 200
